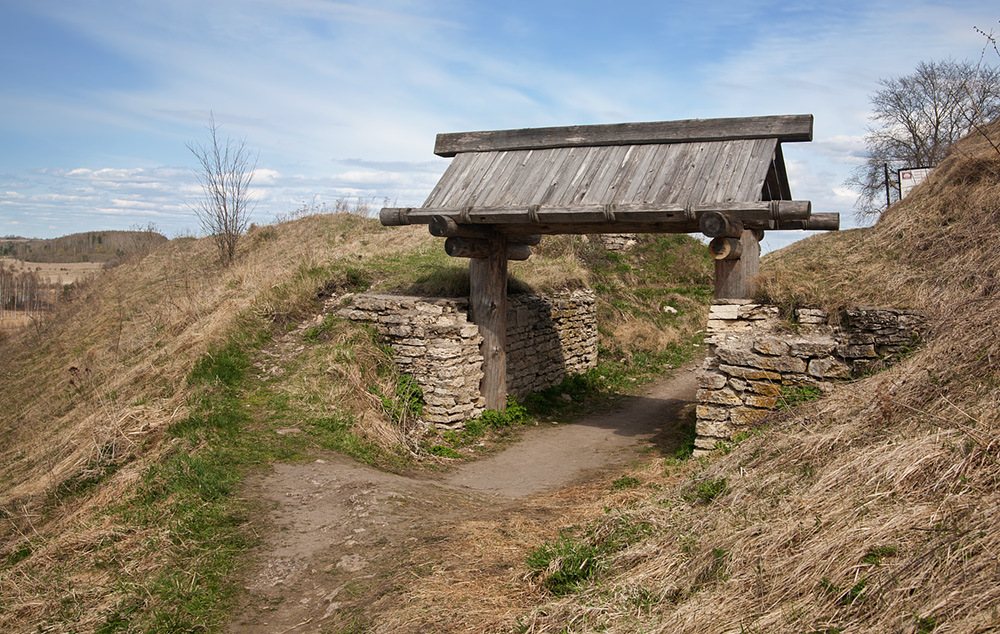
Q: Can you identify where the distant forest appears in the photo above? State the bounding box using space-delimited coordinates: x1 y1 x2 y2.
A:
0 229 167 264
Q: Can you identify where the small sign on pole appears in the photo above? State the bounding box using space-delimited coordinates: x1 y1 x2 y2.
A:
898 167 933 199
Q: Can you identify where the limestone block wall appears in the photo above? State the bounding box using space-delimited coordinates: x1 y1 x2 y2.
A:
696 302 927 453
339 295 484 426
506 291 598 396
340 290 598 428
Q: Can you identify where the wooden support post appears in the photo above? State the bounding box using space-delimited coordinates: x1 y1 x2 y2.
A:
713 229 760 300
469 231 508 411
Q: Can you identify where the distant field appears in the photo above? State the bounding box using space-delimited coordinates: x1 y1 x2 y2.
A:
0 258 104 285
0 312 32 333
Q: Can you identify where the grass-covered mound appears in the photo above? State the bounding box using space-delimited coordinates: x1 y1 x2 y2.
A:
0 210 711 631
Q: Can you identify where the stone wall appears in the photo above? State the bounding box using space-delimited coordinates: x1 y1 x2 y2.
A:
696 302 927 454
339 290 598 428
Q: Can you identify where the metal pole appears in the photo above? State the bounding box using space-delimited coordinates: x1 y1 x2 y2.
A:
884 163 891 209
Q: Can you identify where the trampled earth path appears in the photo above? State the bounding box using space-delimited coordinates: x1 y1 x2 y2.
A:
227 363 699 633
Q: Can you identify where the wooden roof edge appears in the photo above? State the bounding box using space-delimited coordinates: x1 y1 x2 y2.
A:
433 114 814 157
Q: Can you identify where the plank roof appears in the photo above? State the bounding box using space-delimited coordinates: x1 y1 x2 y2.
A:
420 115 811 212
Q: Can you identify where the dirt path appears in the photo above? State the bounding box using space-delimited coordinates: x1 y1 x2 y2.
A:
227 363 699 633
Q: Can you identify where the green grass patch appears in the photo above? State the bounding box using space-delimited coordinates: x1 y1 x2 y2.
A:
609 476 642 490
779 383 824 409
686 476 729 505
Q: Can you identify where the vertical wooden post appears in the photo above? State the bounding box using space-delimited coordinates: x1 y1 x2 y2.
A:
714 229 760 300
469 231 508 411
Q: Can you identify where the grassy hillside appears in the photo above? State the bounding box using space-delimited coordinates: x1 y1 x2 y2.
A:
0 229 168 264
395 123 1000 632
0 214 711 631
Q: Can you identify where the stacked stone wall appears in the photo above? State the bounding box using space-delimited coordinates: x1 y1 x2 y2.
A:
340 290 598 428
696 302 927 454
506 291 598 396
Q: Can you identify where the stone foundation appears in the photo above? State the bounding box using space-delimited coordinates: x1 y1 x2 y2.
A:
339 290 598 428
695 302 927 454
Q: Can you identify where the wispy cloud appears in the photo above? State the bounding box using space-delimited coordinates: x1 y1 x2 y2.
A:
1 0 997 239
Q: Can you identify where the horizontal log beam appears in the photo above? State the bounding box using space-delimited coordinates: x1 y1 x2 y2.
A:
434 114 814 157
774 212 840 231
445 237 532 261
381 201 811 229
429 215 540 244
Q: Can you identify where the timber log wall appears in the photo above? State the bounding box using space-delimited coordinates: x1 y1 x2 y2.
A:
339 290 597 428
696 302 928 454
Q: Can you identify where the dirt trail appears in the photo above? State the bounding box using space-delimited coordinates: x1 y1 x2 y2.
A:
227 363 699 633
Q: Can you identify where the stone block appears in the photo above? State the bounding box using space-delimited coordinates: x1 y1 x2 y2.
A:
698 373 727 390
709 304 741 320
837 343 876 358
808 356 852 379
730 407 771 426
796 308 827 324
716 348 807 374
746 381 783 397
696 404 730 421
787 336 837 358
718 364 782 382
697 387 744 406
753 337 790 357
744 394 779 409
697 418 733 438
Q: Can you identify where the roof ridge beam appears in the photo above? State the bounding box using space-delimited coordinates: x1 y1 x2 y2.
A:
434 114 813 157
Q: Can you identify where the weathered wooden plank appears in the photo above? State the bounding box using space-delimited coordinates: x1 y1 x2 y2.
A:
539 146 590 204
594 144 645 204
423 153 477 208
614 144 661 203
433 114 814 157
654 142 703 205
580 145 632 205
729 138 776 202
682 141 728 206
714 229 760 300
718 139 764 202
468 233 508 411
560 146 604 205
702 140 750 203
520 147 574 205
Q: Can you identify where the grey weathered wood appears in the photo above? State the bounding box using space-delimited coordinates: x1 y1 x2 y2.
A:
709 236 743 260
382 200 810 229
775 213 840 231
700 211 745 238
445 237 532 261
434 115 814 156
714 230 760 300
468 233 508 411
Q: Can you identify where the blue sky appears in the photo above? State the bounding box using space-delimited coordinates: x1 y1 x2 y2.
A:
1 1 997 253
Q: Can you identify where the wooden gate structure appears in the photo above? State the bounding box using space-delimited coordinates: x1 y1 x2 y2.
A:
380 114 839 409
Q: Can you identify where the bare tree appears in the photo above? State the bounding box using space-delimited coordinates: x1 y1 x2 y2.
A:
846 59 1000 219
187 114 259 265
